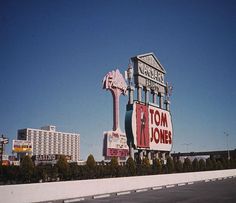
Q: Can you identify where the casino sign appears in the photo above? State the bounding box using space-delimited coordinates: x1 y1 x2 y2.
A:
132 52 166 93
125 53 173 152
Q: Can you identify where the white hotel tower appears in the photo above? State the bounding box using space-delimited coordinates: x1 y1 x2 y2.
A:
17 125 80 162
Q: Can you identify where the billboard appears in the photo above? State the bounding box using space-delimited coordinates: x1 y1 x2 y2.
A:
126 101 173 151
12 140 33 153
132 53 166 93
103 131 129 157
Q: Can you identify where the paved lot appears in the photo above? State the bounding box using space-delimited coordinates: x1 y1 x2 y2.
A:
81 177 236 203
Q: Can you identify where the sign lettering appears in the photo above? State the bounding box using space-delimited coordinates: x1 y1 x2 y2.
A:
138 61 164 85
149 105 172 150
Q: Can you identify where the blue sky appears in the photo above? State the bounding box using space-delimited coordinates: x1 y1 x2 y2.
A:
1 0 236 160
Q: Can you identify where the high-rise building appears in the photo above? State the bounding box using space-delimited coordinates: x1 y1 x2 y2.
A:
17 125 80 162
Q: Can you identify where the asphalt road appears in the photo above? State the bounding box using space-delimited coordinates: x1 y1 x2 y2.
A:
81 177 236 203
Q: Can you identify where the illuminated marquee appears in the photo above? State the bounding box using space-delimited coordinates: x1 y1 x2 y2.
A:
103 131 129 158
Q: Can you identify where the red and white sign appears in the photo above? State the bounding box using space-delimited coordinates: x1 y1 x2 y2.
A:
132 102 173 151
103 131 129 157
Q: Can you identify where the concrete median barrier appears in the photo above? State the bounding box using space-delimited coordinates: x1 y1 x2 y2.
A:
0 169 235 203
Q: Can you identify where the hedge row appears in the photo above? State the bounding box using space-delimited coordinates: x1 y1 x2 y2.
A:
0 155 236 185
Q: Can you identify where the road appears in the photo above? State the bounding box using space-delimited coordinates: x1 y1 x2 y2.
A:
80 177 236 203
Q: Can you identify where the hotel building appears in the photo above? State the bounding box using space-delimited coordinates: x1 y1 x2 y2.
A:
17 125 80 162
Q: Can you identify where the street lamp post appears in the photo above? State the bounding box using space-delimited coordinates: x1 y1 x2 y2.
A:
182 143 192 153
224 132 230 160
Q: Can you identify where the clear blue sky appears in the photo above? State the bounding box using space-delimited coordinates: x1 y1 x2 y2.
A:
1 0 236 160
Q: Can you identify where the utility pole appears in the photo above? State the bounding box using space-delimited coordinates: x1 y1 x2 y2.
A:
182 143 192 153
224 132 230 160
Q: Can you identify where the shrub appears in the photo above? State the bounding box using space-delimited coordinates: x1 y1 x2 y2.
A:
110 157 119 177
117 165 127 177
175 159 183 173
206 158 213 170
211 157 217 170
230 158 236 169
69 162 79 180
216 161 223 170
20 155 34 183
86 154 96 178
166 157 174 173
57 155 69 180
183 158 192 172
152 158 162 174
199 159 206 171
220 157 227 169
138 157 151 175
126 157 136 176
192 158 199 172
86 154 96 170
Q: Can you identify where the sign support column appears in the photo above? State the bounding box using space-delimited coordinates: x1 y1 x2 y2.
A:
137 84 143 102
152 90 157 104
145 87 150 104
159 93 164 108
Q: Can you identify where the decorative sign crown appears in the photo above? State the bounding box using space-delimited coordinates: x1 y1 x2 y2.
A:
102 69 127 94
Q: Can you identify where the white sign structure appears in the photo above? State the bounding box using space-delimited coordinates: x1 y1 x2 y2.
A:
132 53 166 93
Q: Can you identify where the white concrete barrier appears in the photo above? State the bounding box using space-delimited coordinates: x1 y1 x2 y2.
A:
0 169 235 203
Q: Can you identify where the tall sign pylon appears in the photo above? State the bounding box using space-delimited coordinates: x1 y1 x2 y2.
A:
125 53 173 162
102 69 129 161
